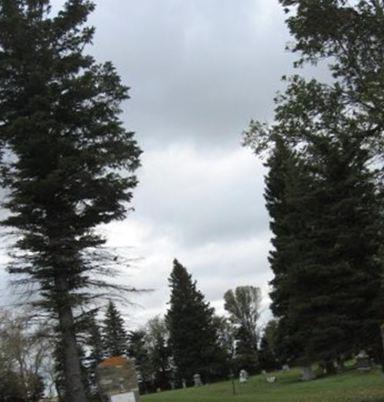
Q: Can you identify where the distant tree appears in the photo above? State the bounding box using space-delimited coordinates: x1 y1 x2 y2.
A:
128 329 153 392
0 310 49 401
145 317 171 390
224 286 261 373
259 320 280 371
166 259 219 384
85 312 104 391
103 301 128 357
0 1 141 401
211 315 236 377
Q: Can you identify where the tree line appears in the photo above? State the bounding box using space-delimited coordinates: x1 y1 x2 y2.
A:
0 259 275 400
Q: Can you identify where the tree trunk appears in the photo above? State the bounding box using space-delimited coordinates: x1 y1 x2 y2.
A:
381 323 384 372
56 277 88 402
324 360 336 375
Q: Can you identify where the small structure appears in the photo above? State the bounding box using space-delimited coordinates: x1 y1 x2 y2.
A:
193 373 203 387
282 364 290 372
239 369 248 384
96 356 140 402
182 378 187 388
356 350 372 372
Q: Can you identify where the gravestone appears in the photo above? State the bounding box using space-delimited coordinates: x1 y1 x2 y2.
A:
282 364 290 372
239 369 248 384
356 350 372 372
182 379 187 388
96 356 140 402
300 365 315 381
193 373 202 387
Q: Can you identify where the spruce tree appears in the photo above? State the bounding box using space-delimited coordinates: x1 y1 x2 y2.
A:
0 1 141 400
166 259 219 384
103 301 128 357
247 83 384 367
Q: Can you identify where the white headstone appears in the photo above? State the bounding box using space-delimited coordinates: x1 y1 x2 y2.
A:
193 373 202 387
111 392 136 402
239 369 248 384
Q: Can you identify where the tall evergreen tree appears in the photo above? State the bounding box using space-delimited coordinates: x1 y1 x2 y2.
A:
0 2 141 400
246 83 384 368
103 301 128 357
166 259 219 384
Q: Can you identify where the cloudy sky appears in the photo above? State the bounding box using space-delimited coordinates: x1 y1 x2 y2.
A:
1 0 306 327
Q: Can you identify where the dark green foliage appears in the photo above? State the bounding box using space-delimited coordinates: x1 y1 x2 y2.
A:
0 1 141 400
250 86 384 365
166 259 220 384
85 312 104 393
145 317 172 390
128 329 153 392
244 0 384 369
259 320 280 371
279 0 384 155
103 301 128 357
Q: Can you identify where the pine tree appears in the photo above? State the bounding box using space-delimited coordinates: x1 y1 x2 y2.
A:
166 259 219 384
103 301 128 357
0 2 141 400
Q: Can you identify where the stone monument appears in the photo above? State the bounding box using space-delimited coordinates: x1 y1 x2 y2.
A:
282 364 290 372
239 369 248 384
193 373 202 387
96 356 140 402
356 350 372 372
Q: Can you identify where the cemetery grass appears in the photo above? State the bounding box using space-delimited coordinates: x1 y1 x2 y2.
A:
142 368 384 402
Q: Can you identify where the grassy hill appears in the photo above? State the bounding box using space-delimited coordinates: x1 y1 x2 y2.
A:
142 368 384 402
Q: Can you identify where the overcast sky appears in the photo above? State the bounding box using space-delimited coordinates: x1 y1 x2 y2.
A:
1 0 304 328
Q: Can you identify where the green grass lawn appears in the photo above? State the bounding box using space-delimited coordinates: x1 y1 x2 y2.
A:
142 368 384 402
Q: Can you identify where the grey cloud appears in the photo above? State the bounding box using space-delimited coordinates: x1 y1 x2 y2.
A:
85 0 296 148
132 146 269 247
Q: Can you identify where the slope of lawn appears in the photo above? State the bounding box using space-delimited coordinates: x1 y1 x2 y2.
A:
142 368 384 402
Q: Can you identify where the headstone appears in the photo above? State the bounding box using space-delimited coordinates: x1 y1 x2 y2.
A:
282 364 290 372
193 373 202 387
96 356 140 402
356 350 372 372
239 369 248 384
182 379 187 388
300 366 315 381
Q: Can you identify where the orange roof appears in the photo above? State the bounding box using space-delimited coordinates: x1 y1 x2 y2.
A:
99 356 128 367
